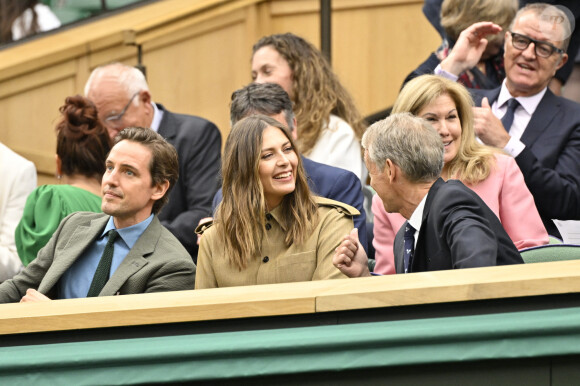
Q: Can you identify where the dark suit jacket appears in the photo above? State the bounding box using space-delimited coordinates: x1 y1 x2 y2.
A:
394 179 523 273
156 104 221 261
212 156 368 253
0 212 196 303
472 88 580 235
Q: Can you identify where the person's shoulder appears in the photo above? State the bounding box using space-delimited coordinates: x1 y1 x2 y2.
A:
315 196 360 216
195 219 214 235
303 157 359 181
327 114 356 134
491 153 516 168
435 179 478 200
554 93 580 113
0 143 35 169
159 104 219 130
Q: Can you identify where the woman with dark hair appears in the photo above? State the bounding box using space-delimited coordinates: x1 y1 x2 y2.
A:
196 115 358 288
15 95 112 265
0 0 60 43
251 33 367 181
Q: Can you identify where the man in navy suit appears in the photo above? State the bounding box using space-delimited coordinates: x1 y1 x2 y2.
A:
85 63 221 261
333 113 522 277
436 3 580 236
209 83 368 252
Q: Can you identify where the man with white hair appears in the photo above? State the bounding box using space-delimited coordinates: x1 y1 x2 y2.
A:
85 63 221 261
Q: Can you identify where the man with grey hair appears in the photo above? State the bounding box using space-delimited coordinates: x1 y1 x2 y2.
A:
436 3 580 238
333 113 523 277
85 62 221 261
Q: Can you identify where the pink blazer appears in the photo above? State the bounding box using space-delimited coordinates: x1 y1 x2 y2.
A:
372 154 549 275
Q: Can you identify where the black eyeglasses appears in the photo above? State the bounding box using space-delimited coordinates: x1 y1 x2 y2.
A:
105 92 139 126
509 32 564 58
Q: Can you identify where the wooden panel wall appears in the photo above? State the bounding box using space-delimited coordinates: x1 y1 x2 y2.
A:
0 0 439 184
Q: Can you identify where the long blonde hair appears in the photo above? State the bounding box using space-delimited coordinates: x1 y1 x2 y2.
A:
216 115 318 270
393 75 499 184
252 33 366 155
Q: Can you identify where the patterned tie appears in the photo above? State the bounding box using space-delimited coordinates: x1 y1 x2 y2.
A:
87 229 119 297
501 98 520 132
403 224 416 274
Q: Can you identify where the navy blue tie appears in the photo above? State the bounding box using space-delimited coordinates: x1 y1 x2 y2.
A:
403 224 416 274
501 98 520 132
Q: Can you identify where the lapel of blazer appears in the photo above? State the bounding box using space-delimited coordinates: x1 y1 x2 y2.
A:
155 104 177 141
520 89 560 147
100 216 161 295
38 215 110 294
393 223 407 274
472 87 500 107
411 178 444 272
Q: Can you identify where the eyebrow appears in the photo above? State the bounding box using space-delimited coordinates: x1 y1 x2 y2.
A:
106 160 140 172
421 109 457 116
261 140 291 152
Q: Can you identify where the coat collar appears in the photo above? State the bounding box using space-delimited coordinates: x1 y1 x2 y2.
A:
155 103 176 139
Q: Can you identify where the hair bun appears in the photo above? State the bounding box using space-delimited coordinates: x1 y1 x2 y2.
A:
58 95 101 140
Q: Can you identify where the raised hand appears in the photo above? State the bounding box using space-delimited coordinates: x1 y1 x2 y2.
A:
440 22 503 76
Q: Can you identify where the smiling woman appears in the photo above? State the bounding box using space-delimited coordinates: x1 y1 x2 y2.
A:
371 75 549 275
195 115 359 288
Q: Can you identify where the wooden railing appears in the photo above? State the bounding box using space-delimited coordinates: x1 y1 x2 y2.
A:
2 260 580 335
0 0 438 184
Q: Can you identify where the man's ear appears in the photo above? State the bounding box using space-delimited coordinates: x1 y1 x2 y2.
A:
139 90 152 105
151 180 170 201
385 159 397 183
291 117 298 140
55 154 62 177
556 52 568 71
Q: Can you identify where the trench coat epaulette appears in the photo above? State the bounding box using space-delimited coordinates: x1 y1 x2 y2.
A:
195 219 214 235
314 196 360 217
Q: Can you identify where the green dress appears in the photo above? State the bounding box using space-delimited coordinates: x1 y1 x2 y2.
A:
15 185 102 266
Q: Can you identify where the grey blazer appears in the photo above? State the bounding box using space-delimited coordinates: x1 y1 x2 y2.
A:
0 212 196 303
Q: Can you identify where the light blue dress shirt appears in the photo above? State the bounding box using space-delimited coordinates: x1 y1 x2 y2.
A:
59 214 154 299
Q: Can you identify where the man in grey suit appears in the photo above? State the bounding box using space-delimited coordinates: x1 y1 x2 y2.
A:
333 113 522 277
0 128 196 303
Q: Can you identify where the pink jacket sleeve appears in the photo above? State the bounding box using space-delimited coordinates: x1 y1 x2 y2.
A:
371 195 406 275
495 155 549 249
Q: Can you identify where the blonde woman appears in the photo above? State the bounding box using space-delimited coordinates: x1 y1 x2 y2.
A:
373 75 548 274
196 115 358 288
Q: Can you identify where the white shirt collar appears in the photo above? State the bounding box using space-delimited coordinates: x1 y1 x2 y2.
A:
149 102 164 133
407 192 428 247
497 79 547 115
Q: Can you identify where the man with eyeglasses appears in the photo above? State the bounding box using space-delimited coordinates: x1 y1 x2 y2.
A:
85 63 221 262
435 3 580 238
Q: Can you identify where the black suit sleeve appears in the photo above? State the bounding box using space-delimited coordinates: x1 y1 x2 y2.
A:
159 119 222 260
442 202 500 269
515 142 580 220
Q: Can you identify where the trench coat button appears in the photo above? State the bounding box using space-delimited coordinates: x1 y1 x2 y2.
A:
263 256 270 263
265 223 272 230
266 213 273 221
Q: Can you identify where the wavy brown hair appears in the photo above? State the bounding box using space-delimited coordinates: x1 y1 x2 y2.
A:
392 75 500 184
216 115 318 270
56 95 112 181
252 33 366 155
